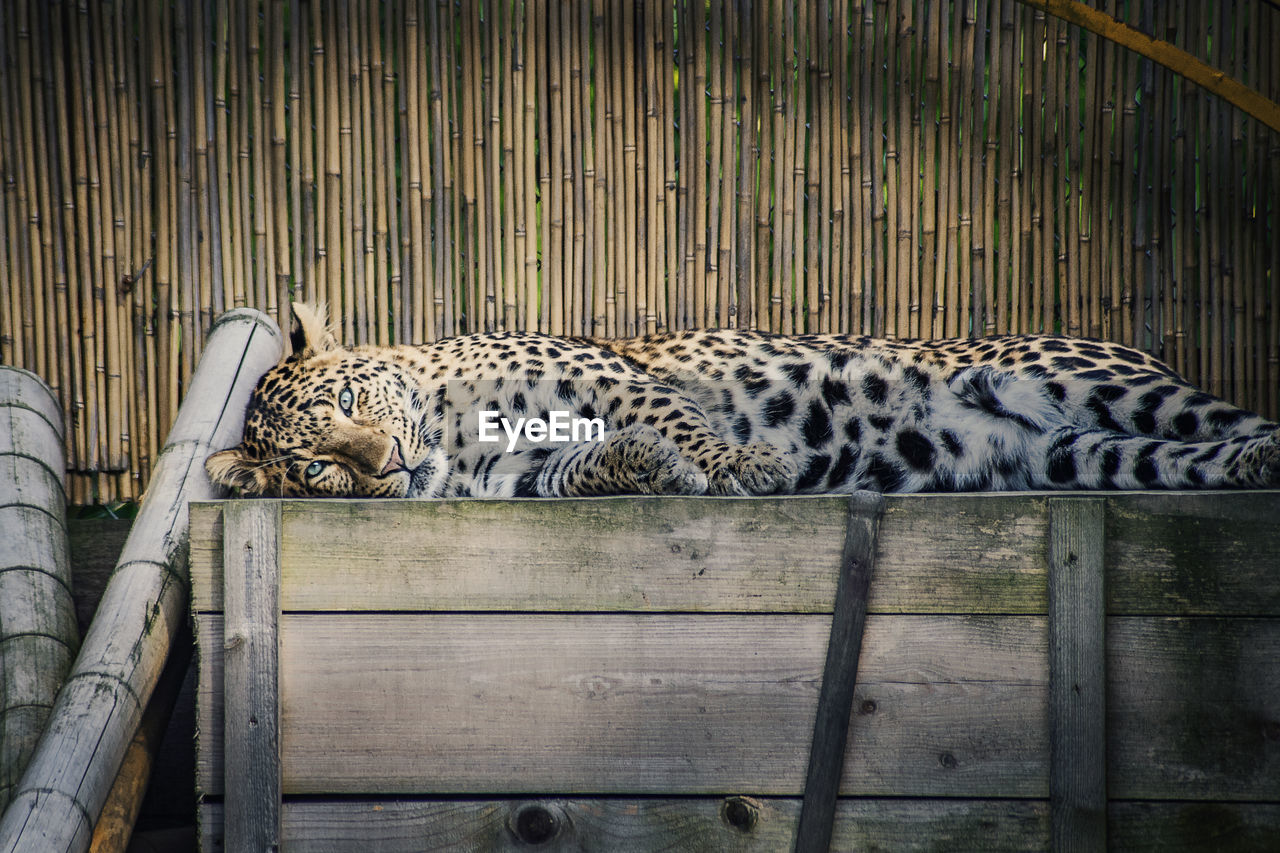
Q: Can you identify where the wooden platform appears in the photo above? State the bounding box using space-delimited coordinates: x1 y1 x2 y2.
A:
190 493 1280 851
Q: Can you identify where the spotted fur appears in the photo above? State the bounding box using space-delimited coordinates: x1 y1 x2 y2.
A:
206 303 1280 497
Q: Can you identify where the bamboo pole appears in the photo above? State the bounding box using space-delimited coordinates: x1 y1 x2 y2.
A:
0 5 14 370
522 0 540 331
608 0 626 335
919 0 940 340
270 0 291 332
569 1 587 335
735 0 756 331
0 309 283 853
0 368 77 815
336 0 358 342
504 0 522 331
634 0 652 334
323 0 343 334
14 3 45 382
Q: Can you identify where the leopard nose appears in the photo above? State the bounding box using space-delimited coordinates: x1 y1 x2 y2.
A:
380 438 406 475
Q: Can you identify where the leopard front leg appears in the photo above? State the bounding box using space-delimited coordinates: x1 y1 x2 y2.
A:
601 382 798 495
529 424 709 496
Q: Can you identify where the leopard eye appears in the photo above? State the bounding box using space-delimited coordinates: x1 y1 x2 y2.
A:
305 460 325 478
338 385 354 416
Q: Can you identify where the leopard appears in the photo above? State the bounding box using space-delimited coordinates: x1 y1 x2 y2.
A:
205 302 1280 499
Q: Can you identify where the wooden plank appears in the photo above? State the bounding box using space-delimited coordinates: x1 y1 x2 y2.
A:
1105 491 1280 615
201 797 1051 852
191 494 1052 614
221 500 282 852
1107 616 1280 800
796 492 884 853
1048 497 1107 851
196 613 1048 798
1107 802 1280 851
188 501 224 616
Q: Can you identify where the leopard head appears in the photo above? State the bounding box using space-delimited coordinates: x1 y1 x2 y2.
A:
205 302 447 497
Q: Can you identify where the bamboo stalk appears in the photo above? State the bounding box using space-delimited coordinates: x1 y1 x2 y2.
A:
753 0 773 331
569 0 587 335
590 0 608 335
335 0 358 342
958 2 977 336
707 0 725 329
522 0 540 331
635 0 654 334
1042 12 1059 334
735 0 756 330
270 0 290 332
619 0 636 335
15 3 46 382
400 0 423 340
322 0 343 333
897 2 917 339
662 0 677 331
504 0 522 331
173 0 197 408
72 0 105 475
800 0 819 334
0 4 16 371
1063 13 1083 339
919 0 939 340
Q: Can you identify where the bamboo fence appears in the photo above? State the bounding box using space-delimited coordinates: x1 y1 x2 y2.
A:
0 0 1276 505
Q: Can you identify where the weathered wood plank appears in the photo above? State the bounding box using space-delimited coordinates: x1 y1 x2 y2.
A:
1048 497 1107 851
191 493 1052 614
188 502 224 616
1105 492 1280 615
796 491 884 853
196 613 1048 798
222 500 282 853
1107 617 1280 800
200 797 1051 852
1107 802 1280 851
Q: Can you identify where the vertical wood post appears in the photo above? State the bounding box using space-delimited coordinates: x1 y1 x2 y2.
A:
1048 497 1107 852
223 500 282 853
795 491 885 853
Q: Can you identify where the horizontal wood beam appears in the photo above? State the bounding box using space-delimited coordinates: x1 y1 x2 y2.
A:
1020 0 1280 134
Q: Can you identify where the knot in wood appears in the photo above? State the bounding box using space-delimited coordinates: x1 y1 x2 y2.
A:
511 803 560 845
721 796 759 833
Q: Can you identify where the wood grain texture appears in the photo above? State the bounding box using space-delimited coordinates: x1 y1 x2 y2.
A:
196 613 1048 798
1048 497 1107 851
200 797 1051 852
221 500 282 853
190 493 1054 614
1104 491 1280 615
1107 617 1280 800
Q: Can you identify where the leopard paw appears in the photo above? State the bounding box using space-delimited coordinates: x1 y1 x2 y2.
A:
611 425 708 496
702 441 798 496
1247 428 1280 487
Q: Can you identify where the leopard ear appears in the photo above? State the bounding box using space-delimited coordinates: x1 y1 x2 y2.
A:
205 447 269 495
290 301 340 357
